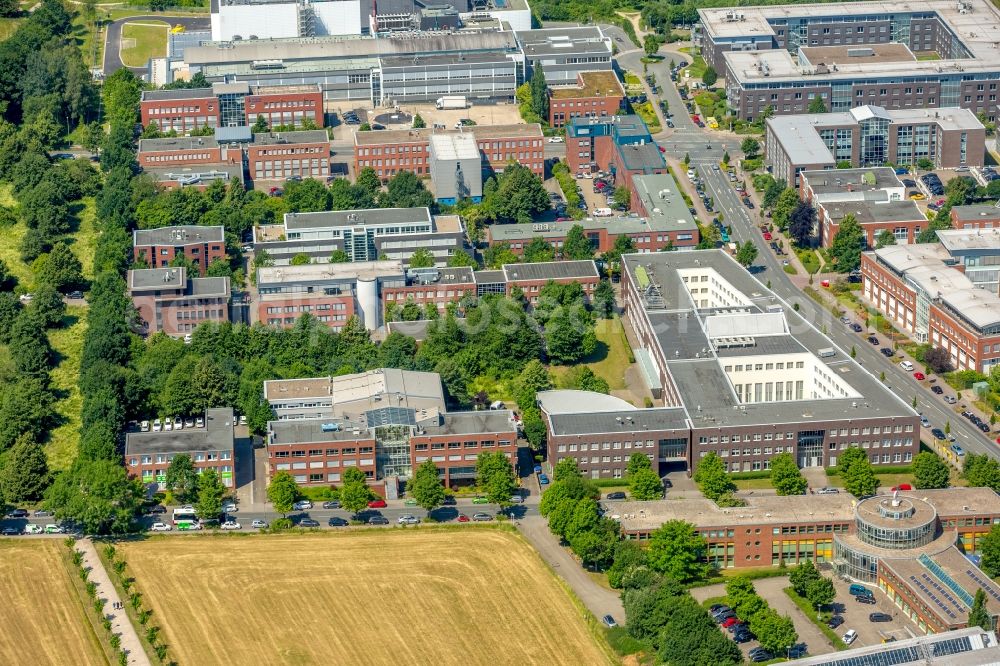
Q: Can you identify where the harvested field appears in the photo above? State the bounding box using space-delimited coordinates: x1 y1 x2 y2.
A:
120 528 612 666
0 540 107 665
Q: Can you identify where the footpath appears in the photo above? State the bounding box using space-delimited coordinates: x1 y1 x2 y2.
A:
76 538 152 666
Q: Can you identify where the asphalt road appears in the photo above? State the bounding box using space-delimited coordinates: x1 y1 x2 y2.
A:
103 16 211 76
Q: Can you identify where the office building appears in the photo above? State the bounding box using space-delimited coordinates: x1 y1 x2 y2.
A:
125 408 236 489
353 124 544 181
246 130 330 181
799 168 926 246
255 260 405 331
428 133 483 205
861 242 1000 372
263 369 518 494
142 164 245 191
487 210 698 257
548 71 625 128
615 250 918 476
516 27 614 86
938 226 1000 293
952 204 1000 230
252 207 467 266
137 136 237 170
127 267 231 337
766 106 985 186
787 628 1000 666
697 0 1000 122
564 115 666 184
140 82 324 133
133 225 227 275
629 172 702 244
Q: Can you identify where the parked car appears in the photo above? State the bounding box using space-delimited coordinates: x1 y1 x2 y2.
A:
44 524 65 534
733 628 754 643
870 612 892 622
931 385 944 394
251 519 268 529
944 395 958 404
931 428 946 440
139 420 150 432
816 487 840 494
868 335 880 345
952 444 966 456
297 518 320 528
322 501 341 509
364 499 385 509
850 323 863 332
843 629 859 645
221 520 241 530
849 583 872 597
222 502 238 513
150 522 172 532
827 615 844 629
1 527 20 536
398 514 420 525
721 616 741 629
709 604 730 613
749 648 773 663
368 515 390 525
914 372 926 380
456 513 470 523
328 517 349 527
880 347 894 357
32 509 51 517
293 500 313 510
855 594 877 605
24 524 43 534
602 615 617 628
472 512 493 522
606 492 627 500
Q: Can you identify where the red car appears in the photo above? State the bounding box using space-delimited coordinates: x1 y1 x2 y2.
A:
457 514 470 523
763 232 772 241
891 484 913 491
914 372 926 380
721 616 741 629
368 499 387 508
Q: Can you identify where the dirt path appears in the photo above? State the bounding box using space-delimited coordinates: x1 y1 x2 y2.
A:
76 538 151 666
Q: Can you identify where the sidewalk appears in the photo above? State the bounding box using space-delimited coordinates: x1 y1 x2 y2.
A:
516 515 624 621
76 538 151 666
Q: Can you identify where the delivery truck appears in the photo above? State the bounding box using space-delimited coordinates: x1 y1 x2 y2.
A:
435 96 468 110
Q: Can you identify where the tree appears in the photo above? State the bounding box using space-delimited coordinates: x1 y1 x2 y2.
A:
252 114 269 133
693 452 735 501
740 137 760 158
875 229 896 248
530 64 548 123
290 253 312 266
963 453 1000 492
627 452 652 477
789 559 821 597
412 113 426 129
982 526 1000 578
608 540 648 589
165 454 199 503
446 249 477 268
45 459 144 535
329 249 350 263
806 576 836 610
647 519 709 584
770 452 807 496
788 201 816 246
735 240 758 267
623 578 684 640
643 33 661 57
36 242 85 292
30 282 66 328
0 434 50 503
702 66 718 87
829 214 865 272
339 474 374 516
808 94 827 113
772 188 800 231
839 447 879 497
912 451 950 489
754 610 798 654
380 170 433 209
195 469 226 521
593 279 615 319
523 237 555 263
267 471 298 516
657 597 743 666
410 460 445 514
923 346 953 374
545 308 595 364
562 224 593 260
409 248 435 268
476 450 516 506
630 467 664 500
969 588 993 631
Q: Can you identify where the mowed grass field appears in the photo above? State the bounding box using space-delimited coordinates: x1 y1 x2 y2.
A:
0 541 107 665
120 529 613 666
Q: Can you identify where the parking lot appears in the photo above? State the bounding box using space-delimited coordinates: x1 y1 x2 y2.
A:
828 575 916 648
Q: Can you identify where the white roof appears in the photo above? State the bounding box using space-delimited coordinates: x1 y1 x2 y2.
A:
429 133 479 161
535 390 636 415
256 260 404 284
937 227 1000 252
850 105 892 122
704 312 788 339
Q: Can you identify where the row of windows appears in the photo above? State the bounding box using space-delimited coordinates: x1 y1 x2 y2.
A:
143 152 217 162
268 317 345 326
147 105 213 114
296 471 374 483
131 452 230 464
264 303 348 314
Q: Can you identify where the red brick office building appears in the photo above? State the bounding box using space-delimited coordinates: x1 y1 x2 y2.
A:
124 408 236 489
140 83 323 133
549 71 625 128
245 130 331 182
133 225 227 275
127 267 230 337
137 136 235 170
354 124 544 180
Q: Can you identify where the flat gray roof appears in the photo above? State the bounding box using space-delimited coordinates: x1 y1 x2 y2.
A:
951 204 1000 223
125 408 234 455
631 173 699 232
141 87 215 102
284 207 432 231
142 164 244 186
133 225 225 246
937 227 1000 251
488 214 680 243
422 411 517 437
801 167 903 197
252 130 329 145
138 136 219 152
354 123 541 147
514 26 611 58
127 268 230 297
821 199 925 225
622 250 916 428
502 260 598 282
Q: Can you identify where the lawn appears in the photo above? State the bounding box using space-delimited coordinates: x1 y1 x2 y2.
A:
632 101 661 133
47 306 87 471
118 529 615 666
795 246 822 274
119 21 169 69
678 47 708 79
0 541 108 665
0 184 30 286
0 17 22 41
550 317 634 391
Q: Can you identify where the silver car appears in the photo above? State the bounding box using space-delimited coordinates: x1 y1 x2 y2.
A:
398 514 420 525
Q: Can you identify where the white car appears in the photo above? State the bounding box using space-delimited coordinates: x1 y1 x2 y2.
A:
180 505 195 512
195 416 205 428
163 418 173 432
547 136 564 143
251 519 268 529
687 169 696 178
183 417 194 429
139 420 150 432
172 417 183 430
220 520 242 530
24 524 43 534
222 503 238 513
44 524 65 534
293 500 313 510
239 415 247 426
150 522 172 532
843 629 858 645
152 419 162 432
183 333 193 344
398 514 420 524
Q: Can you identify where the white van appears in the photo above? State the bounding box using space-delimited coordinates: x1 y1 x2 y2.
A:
593 208 614 217
899 360 914 372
